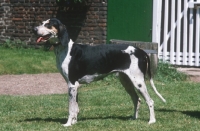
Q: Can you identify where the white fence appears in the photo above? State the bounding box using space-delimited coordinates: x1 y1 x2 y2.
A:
152 0 200 66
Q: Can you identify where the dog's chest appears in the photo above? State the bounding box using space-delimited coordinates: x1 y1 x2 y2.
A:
54 40 74 76
54 45 71 78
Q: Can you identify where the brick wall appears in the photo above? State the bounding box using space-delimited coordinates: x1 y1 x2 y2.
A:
0 0 107 45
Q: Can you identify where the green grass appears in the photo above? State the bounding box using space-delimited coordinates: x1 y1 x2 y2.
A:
1 75 200 131
0 47 200 130
0 47 58 75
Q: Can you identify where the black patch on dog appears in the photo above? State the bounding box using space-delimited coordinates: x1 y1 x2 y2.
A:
138 84 142 88
68 44 131 84
133 48 149 76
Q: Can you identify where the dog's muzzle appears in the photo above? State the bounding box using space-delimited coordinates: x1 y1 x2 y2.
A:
33 27 59 45
36 34 52 43
33 27 58 43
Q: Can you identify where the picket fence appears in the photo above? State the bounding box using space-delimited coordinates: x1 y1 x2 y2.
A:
152 0 200 66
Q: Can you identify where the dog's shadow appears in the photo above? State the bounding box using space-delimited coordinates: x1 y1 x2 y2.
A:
21 109 200 124
21 116 132 124
157 109 200 119
20 117 67 124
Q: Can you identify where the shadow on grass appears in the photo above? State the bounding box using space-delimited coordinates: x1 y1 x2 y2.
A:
21 118 67 124
157 109 200 119
20 109 200 124
21 116 133 124
79 116 133 121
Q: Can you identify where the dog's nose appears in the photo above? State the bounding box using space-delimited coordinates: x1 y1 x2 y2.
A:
33 27 38 33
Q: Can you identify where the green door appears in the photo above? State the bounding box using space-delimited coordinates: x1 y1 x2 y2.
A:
107 0 153 43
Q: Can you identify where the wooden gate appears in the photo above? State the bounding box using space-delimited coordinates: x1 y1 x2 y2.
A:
153 0 200 66
107 0 153 43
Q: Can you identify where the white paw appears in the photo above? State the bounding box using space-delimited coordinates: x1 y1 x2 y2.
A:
148 119 156 124
63 123 72 127
72 119 77 125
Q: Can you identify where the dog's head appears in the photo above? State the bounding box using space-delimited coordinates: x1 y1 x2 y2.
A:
33 18 69 46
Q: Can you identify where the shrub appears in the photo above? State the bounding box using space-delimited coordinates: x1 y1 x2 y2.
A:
2 39 27 49
155 61 187 82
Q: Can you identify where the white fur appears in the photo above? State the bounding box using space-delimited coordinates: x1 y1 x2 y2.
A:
78 74 106 84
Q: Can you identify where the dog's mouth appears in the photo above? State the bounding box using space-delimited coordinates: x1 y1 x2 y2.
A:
36 34 52 43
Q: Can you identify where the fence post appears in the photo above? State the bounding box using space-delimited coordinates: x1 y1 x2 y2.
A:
152 0 162 57
152 0 162 73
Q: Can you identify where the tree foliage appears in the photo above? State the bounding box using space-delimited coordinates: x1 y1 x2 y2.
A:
56 0 85 3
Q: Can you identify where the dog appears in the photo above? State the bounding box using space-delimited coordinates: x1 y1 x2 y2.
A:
33 18 166 126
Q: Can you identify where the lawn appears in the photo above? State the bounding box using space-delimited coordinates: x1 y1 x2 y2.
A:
0 47 200 131
0 47 57 75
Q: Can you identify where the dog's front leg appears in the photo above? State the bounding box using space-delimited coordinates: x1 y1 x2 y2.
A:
63 81 79 127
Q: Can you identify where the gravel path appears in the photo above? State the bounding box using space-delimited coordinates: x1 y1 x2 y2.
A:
177 68 200 83
0 68 199 96
0 73 68 96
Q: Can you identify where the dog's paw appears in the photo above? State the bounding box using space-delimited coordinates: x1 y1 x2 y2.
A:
71 118 77 125
63 123 72 127
148 119 156 124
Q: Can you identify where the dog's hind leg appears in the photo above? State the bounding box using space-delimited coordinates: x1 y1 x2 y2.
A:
119 73 141 120
124 72 156 124
63 81 80 127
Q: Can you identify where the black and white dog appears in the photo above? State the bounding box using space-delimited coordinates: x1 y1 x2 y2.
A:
33 18 166 126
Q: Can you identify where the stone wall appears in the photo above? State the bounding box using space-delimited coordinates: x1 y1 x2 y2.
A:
0 0 107 45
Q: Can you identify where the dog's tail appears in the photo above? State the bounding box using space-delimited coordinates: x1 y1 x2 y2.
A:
146 54 166 103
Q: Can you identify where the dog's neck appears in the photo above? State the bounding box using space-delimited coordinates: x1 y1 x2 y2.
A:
54 39 74 73
53 39 73 52
47 27 70 47
58 27 70 46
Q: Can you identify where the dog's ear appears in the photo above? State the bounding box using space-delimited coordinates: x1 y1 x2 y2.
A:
58 23 70 46
49 18 70 46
